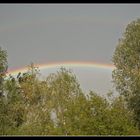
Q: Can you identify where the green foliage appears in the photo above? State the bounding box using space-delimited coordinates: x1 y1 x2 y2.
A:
112 18 140 129
0 47 8 95
0 47 7 74
0 63 139 135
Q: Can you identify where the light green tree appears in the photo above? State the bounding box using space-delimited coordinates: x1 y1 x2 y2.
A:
14 63 54 135
44 67 84 135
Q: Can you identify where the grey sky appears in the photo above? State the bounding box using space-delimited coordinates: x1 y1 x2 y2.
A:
0 4 140 94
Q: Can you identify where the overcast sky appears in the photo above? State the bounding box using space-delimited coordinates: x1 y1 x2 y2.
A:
0 4 140 94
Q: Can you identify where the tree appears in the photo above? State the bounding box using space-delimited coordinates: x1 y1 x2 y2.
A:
45 67 84 135
81 92 138 135
0 47 8 96
112 18 140 129
0 47 9 135
16 63 55 135
17 63 41 105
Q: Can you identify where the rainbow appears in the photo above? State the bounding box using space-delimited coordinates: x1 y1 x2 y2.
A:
7 61 115 76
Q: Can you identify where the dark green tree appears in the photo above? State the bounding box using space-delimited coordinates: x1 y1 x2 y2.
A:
112 18 140 129
0 47 8 96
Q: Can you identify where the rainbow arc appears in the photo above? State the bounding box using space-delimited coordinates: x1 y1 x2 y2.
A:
7 61 115 76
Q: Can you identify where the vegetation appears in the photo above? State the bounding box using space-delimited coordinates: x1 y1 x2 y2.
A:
0 47 7 96
1 18 140 135
113 18 140 130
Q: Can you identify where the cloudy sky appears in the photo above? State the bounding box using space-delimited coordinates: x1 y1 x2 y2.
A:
0 4 140 94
